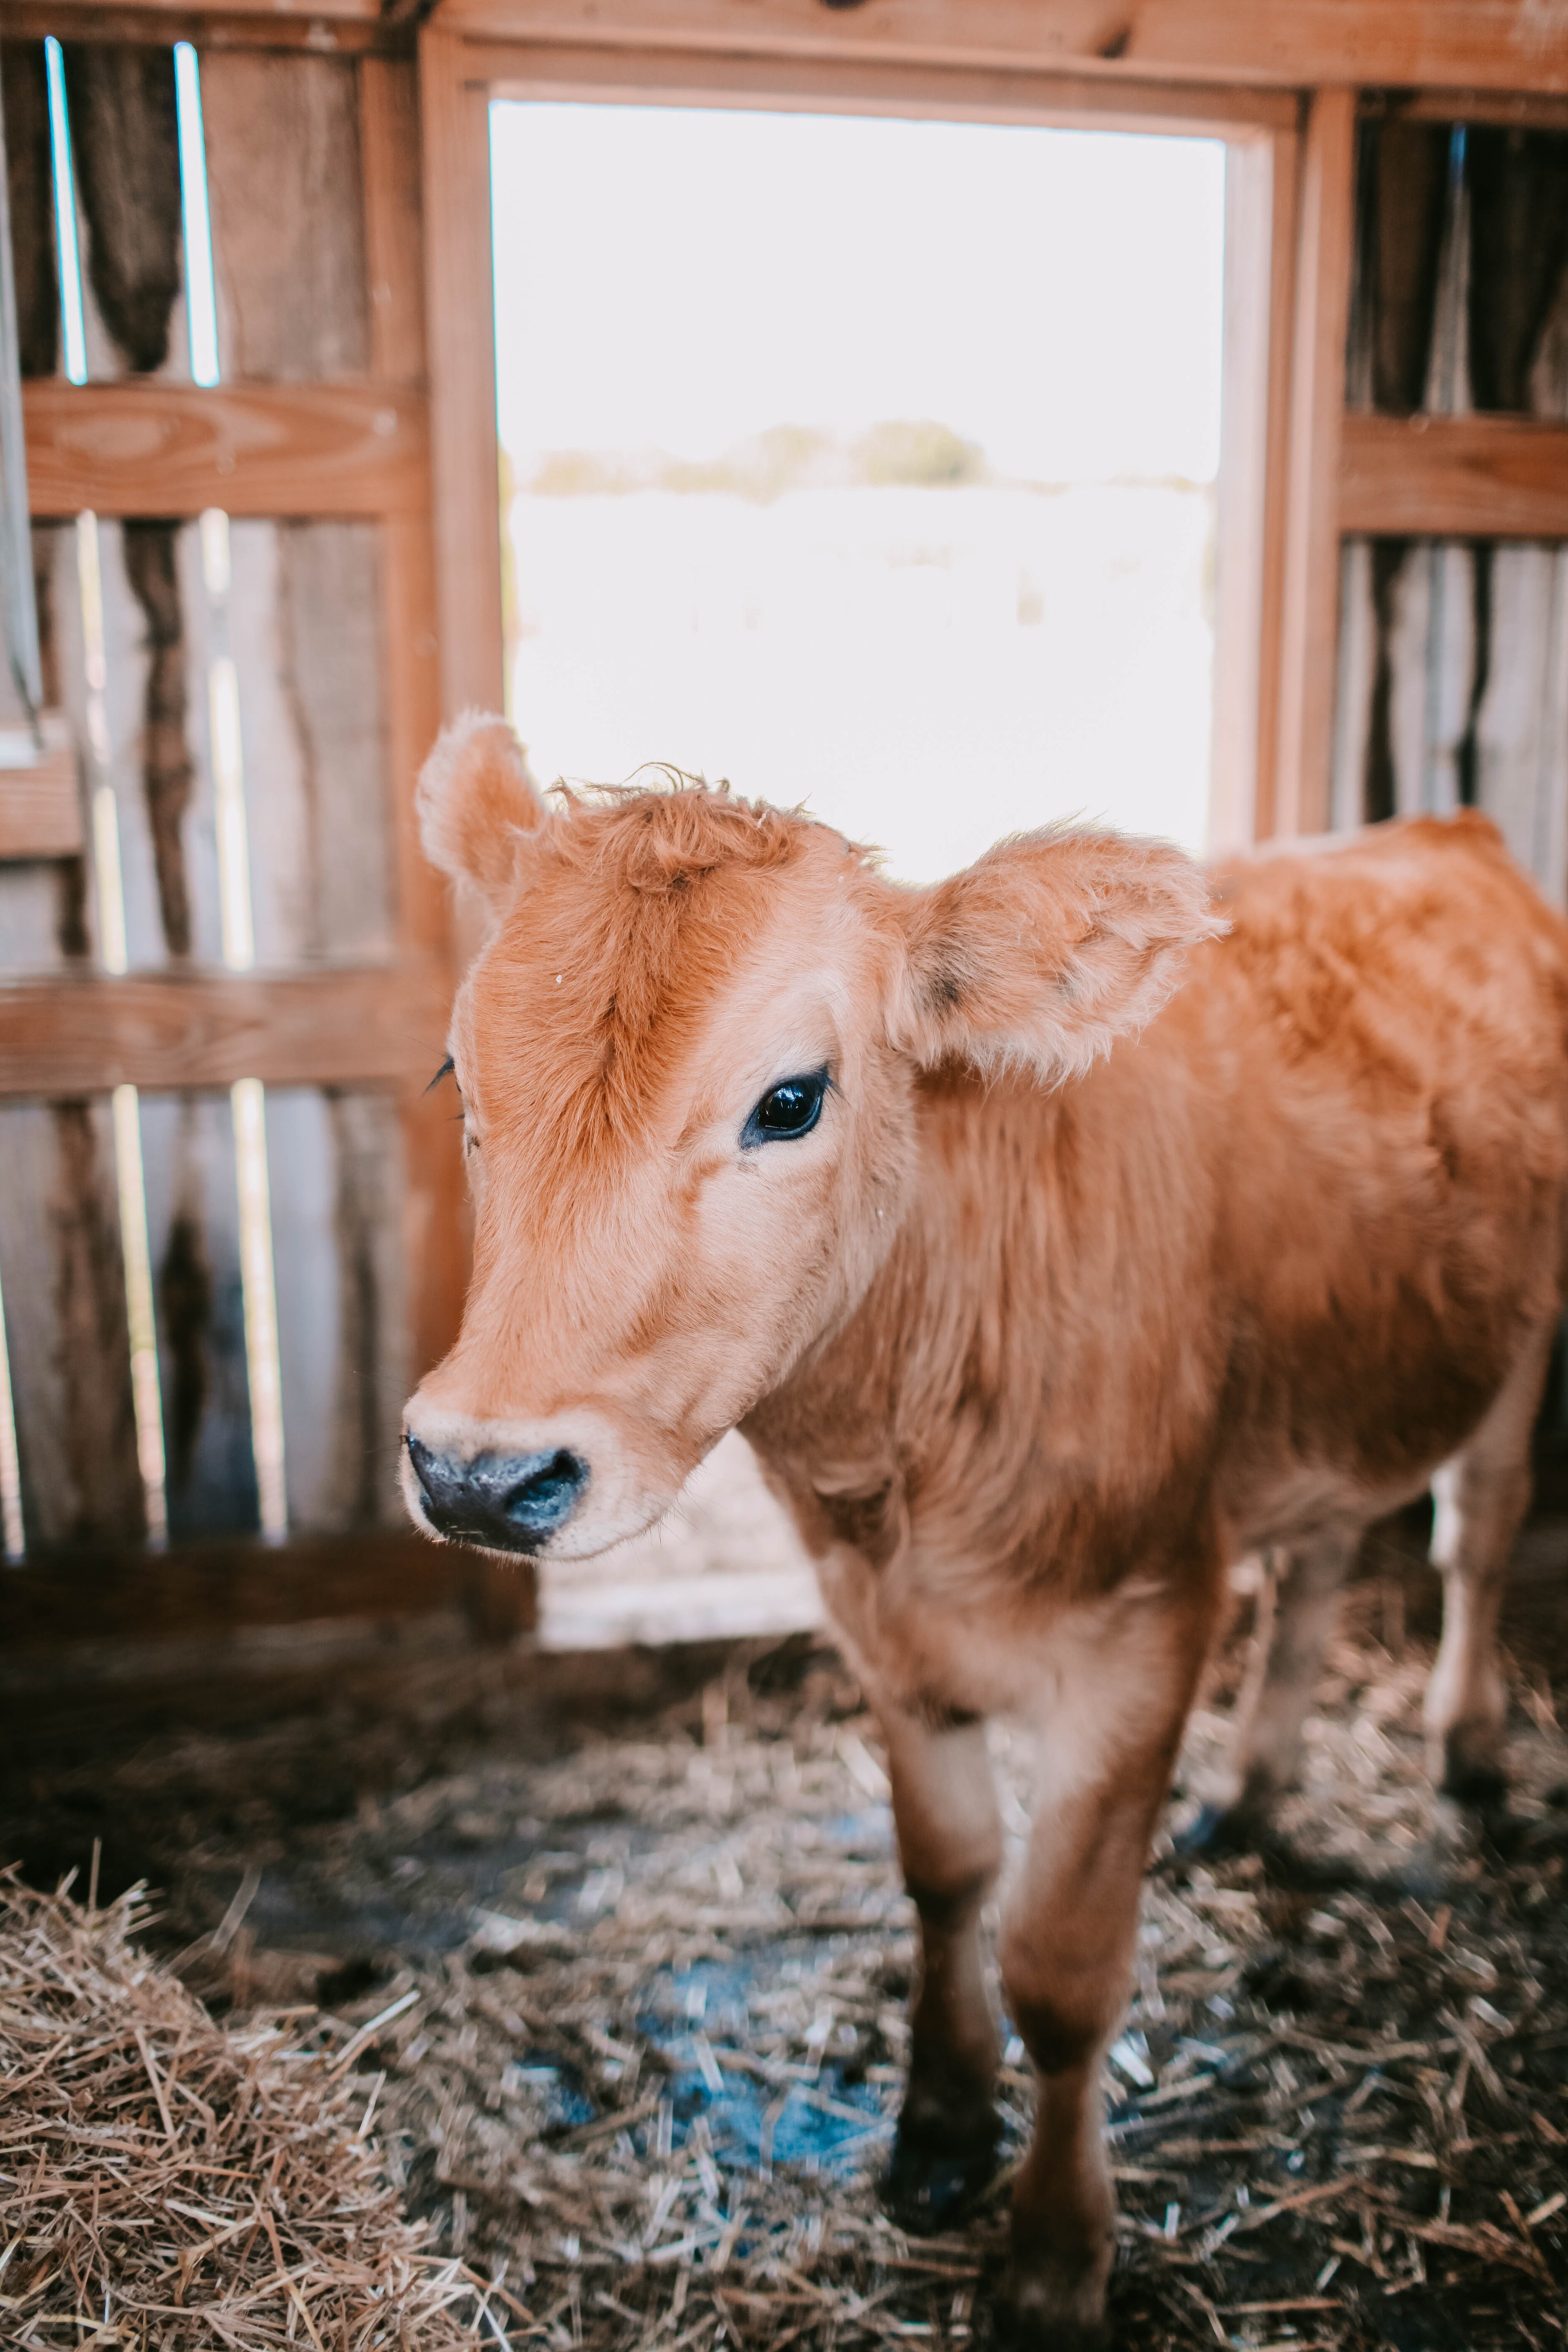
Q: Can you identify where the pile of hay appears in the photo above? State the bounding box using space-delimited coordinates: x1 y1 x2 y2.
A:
0 1867 478 2349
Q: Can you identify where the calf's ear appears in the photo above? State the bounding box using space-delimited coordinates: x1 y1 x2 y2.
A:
416 711 550 913
887 828 1223 1085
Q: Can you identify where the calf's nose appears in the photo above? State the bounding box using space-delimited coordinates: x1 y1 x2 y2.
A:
406 1434 588 1552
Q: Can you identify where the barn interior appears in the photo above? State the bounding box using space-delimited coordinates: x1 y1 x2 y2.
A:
3 8 1568 2350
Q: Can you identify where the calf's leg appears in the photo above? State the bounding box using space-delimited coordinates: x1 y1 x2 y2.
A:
1184 1526 1359 1852
1426 1321 1552 1803
880 1708 1005 2228
999 1596 1215 2347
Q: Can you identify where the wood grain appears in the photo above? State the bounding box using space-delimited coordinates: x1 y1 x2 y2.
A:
472 39 1296 132
1340 415 1568 540
0 964 449 1096
0 1525 535 1650
0 718 82 859
441 0 1568 94
420 21 506 720
23 380 429 517
1274 87 1357 840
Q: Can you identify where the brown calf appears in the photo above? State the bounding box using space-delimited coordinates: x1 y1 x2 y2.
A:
403 715 1568 2347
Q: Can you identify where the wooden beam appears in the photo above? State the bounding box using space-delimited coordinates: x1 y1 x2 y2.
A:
0 717 82 859
1340 413 1568 541
421 22 506 722
1273 86 1356 839
0 1527 535 1654
445 1 1568 95
25 0 1568 91
472 38 1295 132
0 6 407 52
0 964 449 1096
24 380 429 519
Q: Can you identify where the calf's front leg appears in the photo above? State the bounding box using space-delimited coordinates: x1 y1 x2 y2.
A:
998 1596 1214 2349
879 1707 1006 2228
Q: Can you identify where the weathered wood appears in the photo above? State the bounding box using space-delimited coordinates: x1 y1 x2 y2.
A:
266 1086 407 1531
1251 119 1301 841
3 9 410 56
0 715 83 858
200 51 370 382
0 1096 144 1550
420 21 505 721
24 380 431 517
1274 85 1357 838
0 1525 534 1651
1467 126 1568 415
1340 413 1568 537
0 965 446 1095
59 42 186 380
360 55 427 385
473 39 1297 133
436 0 1568 94
220 519 394 965
1 40 59 381
1346 114 1449 414
138 1086 258 1538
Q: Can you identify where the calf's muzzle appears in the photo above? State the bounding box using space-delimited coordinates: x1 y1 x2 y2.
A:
405 1435 588 1553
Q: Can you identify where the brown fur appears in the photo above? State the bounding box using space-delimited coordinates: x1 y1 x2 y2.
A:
405 720 1568 2343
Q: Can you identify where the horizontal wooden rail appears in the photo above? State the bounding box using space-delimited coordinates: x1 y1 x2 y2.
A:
0 1529 534 1658
24 381 430 519
1339 413 1568 541
26 0 1568 93
0 963 451 1096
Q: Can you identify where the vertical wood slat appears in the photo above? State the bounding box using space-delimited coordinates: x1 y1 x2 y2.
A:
1209 133 1274 855
0 1098 142 1551
200 52 370 382
365 51 470 1387
1251 116 1301 841
1274 86 1357 839
420 24 504 723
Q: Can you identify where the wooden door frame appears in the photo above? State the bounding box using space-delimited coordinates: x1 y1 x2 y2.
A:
418 25 1301 860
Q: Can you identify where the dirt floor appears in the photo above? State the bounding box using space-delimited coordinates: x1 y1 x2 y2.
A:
5 1514 1568 2352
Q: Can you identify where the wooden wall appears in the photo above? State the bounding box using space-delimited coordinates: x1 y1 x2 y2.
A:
1333 113 1568 894
0 30 522 1644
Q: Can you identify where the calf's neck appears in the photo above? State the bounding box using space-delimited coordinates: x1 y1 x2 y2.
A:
403 715 1568 2347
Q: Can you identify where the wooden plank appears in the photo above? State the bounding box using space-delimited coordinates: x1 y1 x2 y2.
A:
1340 415 1568 538
0 716 83 859
1273 85 1357 839
0 964 449 1096
24 0 1568 91
0 1526 534 1648
1208 137 1274 855
420 21 505 720
360 54 470 1382
0 1096 144 1550
472 38 1296 132
1250 119 1302 840
224 519 395 965
4 9 409 54
138 1087 259 1539
267 1087 408 1531
23 379 430 517
200 51 370 381
360 54 427 385
439 0 1568 95
58 42 189 384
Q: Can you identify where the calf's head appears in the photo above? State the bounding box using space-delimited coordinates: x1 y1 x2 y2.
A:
401 714 1217 1560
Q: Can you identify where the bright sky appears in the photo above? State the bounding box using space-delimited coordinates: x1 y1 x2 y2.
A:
490 103 1227 485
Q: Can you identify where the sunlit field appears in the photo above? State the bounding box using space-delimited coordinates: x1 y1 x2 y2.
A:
493 103 1225 878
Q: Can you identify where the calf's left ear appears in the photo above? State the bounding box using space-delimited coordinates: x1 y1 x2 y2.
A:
886 828 1223 1085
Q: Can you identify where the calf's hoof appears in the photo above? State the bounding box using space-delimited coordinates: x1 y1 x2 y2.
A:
1172 1798 1264 1860
988 2253 1112 2351
883 2097 1001 2233
1436 1747 1508 1812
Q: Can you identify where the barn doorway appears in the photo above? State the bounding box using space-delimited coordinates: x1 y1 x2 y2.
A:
489 102 1228 879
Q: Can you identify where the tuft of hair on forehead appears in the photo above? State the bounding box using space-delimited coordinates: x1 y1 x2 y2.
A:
552 771 818 896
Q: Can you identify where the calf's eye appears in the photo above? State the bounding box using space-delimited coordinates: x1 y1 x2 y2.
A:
742 1067 829 1148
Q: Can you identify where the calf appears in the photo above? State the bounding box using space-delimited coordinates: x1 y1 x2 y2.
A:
403 715 1568 2347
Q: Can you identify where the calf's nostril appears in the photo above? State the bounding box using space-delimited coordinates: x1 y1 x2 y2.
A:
405 1434 588 1551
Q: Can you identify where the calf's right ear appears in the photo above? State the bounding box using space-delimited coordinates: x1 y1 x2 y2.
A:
416 711 549 914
